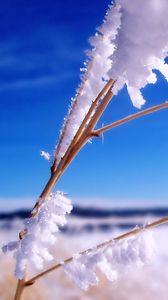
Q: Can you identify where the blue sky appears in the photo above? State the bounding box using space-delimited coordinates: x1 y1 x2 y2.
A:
0 0 168 208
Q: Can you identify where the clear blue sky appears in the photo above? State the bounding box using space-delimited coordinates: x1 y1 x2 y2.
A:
0 0 168 207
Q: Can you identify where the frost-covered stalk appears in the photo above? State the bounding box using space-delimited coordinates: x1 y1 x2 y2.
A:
54 4 122 164
2 0 168 299
24 214 168 287
11 99 168 300
64 231 155 291
55 0 168 164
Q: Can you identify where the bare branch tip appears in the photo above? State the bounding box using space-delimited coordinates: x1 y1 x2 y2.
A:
25 281 35 287
90 131 101 138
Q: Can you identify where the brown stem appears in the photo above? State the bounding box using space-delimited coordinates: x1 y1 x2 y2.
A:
58 99 168 191
54 47 107 168
26 215 168 285
14 279 25 300
92 101 168 136
31 80 115 215
14 80 168 297
46 87 114 192
69 79 114 145
52 79 114 174
41 85 113 196
15 79 115 299
60 87 115 174
85 80 116 133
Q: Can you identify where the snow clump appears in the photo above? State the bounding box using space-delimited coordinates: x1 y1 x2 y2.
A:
64 230 156 290
2 192 72 279
55 0 168 163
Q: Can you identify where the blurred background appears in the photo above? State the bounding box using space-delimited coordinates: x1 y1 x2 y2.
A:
0 0 168 299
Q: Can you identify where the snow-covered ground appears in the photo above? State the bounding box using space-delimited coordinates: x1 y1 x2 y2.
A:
0 215 168 300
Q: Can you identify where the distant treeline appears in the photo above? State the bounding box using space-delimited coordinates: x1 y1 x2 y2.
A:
1 206 168 220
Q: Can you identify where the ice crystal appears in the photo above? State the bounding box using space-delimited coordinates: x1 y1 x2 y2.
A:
40 150 50 161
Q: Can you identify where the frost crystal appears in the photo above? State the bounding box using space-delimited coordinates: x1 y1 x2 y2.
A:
2 192 72 279
64 231 155 291
55 0 168 163
40 150 50 161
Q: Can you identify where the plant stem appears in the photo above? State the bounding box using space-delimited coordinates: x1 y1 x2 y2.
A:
85 82 115 133
14 279 25 300
53 79 114 172
92 102 168 136
14 79 168 298
14 79 115 299
57 79 114 154
26 215 168 285
31 80 115 215
41 87 113 198
60 87 114 174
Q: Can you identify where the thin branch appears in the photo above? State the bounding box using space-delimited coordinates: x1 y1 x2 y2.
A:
16 79 116 299
26 101 168 219
14 279 25 300
41 83 114 196
85 80 116 133
53 99 78 172
15 79 168 298
58 87 115 174
70 79 114 145
26 214 168 285
53 51 106 168
92 101 168 136
54 79 114 173
59 100 168 178
52 79 114 173
53 68 94 169
31 80 115 216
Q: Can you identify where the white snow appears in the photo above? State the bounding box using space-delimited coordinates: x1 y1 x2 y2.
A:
2 192 72 279
110 0 168 107
0 216 168 299
55 0 168 163
64 230 156 291
55 4 121 163
40 151 51 161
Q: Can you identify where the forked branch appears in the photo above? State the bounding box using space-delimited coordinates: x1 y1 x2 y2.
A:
31 79 115 214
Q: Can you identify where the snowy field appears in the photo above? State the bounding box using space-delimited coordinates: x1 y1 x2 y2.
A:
0 212 168 300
